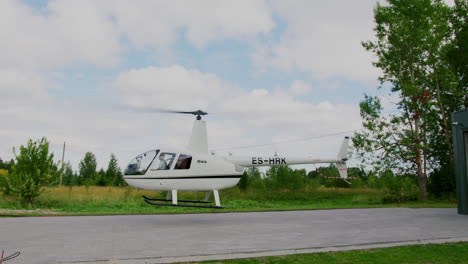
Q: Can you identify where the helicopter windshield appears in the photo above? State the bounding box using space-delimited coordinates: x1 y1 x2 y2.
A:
124 150 159 175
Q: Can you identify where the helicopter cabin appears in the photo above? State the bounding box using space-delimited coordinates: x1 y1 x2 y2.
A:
124 150 192 175
123 149 243 192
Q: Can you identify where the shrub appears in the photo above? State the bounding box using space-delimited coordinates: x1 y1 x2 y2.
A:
428 165 456 198
382 176 419 205
239 167 264 190
265 166 306 190
0 169 10 194
7 137 56 203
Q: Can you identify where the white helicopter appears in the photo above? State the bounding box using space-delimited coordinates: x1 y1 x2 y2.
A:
123 110 349 209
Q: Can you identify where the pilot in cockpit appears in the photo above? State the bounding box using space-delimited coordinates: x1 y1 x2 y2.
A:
136 155 142 170
158 155 168 170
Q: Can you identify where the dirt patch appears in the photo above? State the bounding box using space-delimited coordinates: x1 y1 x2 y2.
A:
0 208 62 215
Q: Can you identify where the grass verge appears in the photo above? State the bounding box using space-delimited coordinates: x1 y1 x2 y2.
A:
183 242 468 264
0 186 457 216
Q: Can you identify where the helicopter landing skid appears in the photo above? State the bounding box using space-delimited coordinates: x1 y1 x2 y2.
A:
143 199 225 209
142 195 211 204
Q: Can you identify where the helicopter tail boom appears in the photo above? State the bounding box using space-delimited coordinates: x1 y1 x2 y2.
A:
228 137 350 178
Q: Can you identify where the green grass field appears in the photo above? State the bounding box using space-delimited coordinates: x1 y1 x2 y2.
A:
0 186 457 216
182 242 468 264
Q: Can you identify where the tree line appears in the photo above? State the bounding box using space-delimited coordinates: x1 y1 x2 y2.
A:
0 137 125 203
62 152 125 187
240 165 444 205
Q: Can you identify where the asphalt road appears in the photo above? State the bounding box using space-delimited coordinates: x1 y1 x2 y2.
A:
1 208 468 263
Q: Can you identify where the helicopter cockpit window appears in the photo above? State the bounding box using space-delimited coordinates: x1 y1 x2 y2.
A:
153 152 176 170
175 154 192 170
124 150 159 175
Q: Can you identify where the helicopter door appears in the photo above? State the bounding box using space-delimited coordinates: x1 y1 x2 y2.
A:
152 152 176 170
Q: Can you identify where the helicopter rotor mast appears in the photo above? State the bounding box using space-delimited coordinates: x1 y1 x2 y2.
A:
127 106 210 151
157 109 209 153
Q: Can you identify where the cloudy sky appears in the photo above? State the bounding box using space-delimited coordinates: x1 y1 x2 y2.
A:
1 0 391 171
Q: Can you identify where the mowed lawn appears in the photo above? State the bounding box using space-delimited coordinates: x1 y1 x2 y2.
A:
185 242 468 264
0 186 456 216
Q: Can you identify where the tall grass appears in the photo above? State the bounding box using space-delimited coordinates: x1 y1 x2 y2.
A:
0 186 456 215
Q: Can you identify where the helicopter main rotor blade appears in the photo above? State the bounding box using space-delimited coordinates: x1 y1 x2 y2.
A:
121 106 208 117
152 109 207 116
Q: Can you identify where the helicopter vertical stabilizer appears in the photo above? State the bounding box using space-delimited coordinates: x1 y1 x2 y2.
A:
187 119 208 154
336 136 349 178
336 162 348 178
337 136 349 160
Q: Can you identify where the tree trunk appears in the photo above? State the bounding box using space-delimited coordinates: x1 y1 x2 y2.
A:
414 115 427 200
415 149 427 200
434 76 454 167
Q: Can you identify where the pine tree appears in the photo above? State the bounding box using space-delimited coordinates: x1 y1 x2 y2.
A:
79 152 97 186
106 154 125 186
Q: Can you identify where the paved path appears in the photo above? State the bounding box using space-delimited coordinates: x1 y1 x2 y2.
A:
1 208 468 263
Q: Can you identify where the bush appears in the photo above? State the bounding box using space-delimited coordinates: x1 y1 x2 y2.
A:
265 166 306 190
305 177 322 189
0 169 11 195
428 165 456 198
382 176 420 205
6 137 57 203
7 172 46 203
239 167 264 190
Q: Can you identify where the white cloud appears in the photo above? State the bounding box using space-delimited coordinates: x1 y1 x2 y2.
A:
113 65 236 110
254 0 380 81
219 86 360 135
0 69 49 103
0 0 274 70
288 80 312 96
0 0 121 69
106 0 274 48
